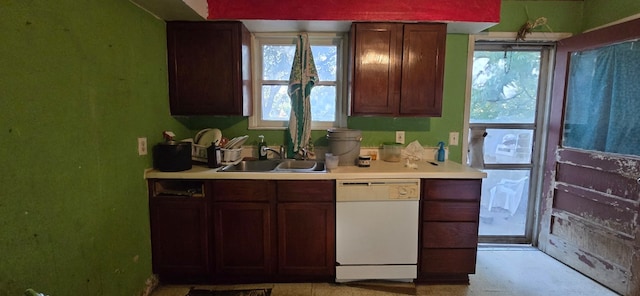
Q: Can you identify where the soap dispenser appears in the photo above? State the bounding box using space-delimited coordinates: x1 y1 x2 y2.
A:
437 141 446 162
258 135 268 160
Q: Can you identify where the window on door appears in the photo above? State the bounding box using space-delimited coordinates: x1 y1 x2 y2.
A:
468 42 553 243
563 39 640 156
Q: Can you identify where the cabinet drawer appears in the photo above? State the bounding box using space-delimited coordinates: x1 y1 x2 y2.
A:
422 179 481 201
212 180 275 201
422 222 478 248
422 201 478 222
420 248 477 274
277 180 335 202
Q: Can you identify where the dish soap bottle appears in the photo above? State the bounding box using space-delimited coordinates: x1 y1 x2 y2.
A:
258 135 268 160
437 141 446 162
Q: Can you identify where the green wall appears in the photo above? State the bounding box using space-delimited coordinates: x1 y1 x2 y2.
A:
494 0 584 34
2 0 638 295
0 0 189 295
582 0 640 30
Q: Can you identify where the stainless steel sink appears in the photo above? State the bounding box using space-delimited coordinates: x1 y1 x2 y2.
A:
275 160 317 171
220 160 325 173
219 160 280 172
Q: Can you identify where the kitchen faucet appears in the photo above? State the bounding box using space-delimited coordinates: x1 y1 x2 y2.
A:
297 147 309 160
261 145 285 159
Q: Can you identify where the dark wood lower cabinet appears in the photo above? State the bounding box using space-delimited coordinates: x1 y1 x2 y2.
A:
148 180 210 283
417 179 482 284
148 178 481 285
209 179 335 283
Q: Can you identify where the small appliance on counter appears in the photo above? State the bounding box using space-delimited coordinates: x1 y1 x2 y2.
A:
153 131 192 172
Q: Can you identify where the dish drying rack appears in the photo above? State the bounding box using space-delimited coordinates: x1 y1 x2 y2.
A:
192 145 243 165
191 135 248 165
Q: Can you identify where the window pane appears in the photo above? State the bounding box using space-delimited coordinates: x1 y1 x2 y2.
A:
261 85 290 121
479 169 530 236
310 86 336 122
470 51 540 124
483 129 533 164
563 40 640 156
262 45 295 80
262 85 337 122
311 45 337 81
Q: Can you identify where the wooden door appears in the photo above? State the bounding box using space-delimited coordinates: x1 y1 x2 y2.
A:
540 18 640 295
399 23 446 116
350 23 402 116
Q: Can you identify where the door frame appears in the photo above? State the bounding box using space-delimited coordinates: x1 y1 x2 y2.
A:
464 32 570 245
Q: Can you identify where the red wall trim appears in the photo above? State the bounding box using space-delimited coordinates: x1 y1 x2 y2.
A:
207 0 500 23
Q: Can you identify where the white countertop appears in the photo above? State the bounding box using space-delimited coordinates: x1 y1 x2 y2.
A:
145 160 486 180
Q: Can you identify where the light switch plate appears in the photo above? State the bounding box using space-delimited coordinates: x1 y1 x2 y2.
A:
138 137 147 155
449 132 459 146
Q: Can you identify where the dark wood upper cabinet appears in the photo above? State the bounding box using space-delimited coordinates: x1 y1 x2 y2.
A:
349 23 446 117
167 21 252 116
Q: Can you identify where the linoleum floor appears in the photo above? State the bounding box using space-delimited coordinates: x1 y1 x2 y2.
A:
150 246 618 296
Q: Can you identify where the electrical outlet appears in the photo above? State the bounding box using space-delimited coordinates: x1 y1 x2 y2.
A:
138 137 147 155
395 131 405 144
449 132 459 146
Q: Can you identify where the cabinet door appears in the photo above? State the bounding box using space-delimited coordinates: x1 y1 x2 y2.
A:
350 23 402 116
277 202 335 278
212 202 275 277
167 21 251 116
400 23 446 116
149 197 210 282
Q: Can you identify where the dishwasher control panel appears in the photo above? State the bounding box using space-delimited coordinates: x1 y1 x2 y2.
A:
336 179 421 201
388 183 420 200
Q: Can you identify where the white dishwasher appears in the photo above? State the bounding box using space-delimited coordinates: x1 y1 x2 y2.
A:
335 179 420 282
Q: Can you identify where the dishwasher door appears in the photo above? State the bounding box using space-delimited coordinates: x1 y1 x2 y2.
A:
335 179 420 281
336 200 419 265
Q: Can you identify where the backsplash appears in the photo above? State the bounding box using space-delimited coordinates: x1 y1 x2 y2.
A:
238 145 448 162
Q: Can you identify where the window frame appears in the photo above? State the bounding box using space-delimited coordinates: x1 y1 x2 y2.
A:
249 32 348 130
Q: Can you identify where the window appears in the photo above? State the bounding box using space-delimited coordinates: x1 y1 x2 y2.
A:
249 33 346 129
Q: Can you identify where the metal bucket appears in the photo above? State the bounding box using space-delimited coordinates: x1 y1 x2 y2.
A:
326 128 362 166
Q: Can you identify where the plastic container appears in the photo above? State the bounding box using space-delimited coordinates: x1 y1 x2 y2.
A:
326 128 362 166
220 148 242 165
325 153 339 170
358 155 371 167
382 143 402 162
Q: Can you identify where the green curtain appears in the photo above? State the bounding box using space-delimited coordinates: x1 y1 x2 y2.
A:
287 33 318 154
